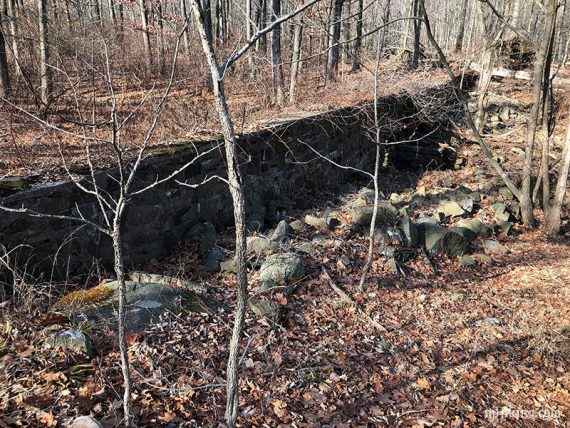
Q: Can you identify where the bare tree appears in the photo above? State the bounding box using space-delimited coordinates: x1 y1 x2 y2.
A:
351 0 363 71
289 16 303 103
187 1 320 425
138 0 152 74
0 5 9 97
270 0 284 104
454 0 468 52
38 0 51 107
326 0 344 81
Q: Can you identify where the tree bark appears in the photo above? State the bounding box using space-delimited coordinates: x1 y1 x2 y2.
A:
410 0 421 68
0 7 9 98
38 0 51 107
189 2 249 427
271 0 284 104
454 0 468 52
289 17 303 103
520 0 558 228
139 0 152 74
351 0 363 71
326 0 343 81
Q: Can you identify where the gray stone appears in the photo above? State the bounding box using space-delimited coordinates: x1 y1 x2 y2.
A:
417 224 469 257
304 215 327 230
398 216 418 246
460 255 476 267
325 216 341 229
249 299 279 323
439 176 453 188
204 247 225 272
186 222 217 256
71 416 103 428
390 193 406 207
456 218 491 238
385 258 400 274
417 216 438 226
459 198 474 214
438 201 465 218
481 317 504 326
483 240 509 255
289 219 307 233
498 187 514 200
247 236 274 255
294 242 318 254
496 220 514 235
270 220 293 242
220 258 238 273
449 227 477 243
259 253 304 282
373 226 404 245
350 204 397 227
338 255 351 269
46 329 94 356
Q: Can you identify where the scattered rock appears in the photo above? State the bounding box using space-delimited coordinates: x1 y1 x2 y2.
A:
456 218 491 238
249 299 279 323
128 272 207 294
415 186 427 197
325 216 341 229
259 254 304 282
439 176 453 188
449 227 477 243
304 214 339 230
350 204 397 227
438 201 465 218
417 224 469 257
204 247 225 272
496 220 514 235
220 258 238 273
289 219 307 233
460 255 476 267
417 216 438 226
186 222 218 256
338 255 351 269
385 258 400 274
71 416 103 428
481 317 504 326
399 216 419 246
390 193 406 207
459 198 474 214
247 236 274 255
483 240 509 255
498 187 514 200
270 220 293 242
374 226 404 245
294 242 318 254
45 329 94 357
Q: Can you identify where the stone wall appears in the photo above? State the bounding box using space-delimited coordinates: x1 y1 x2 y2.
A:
0 94 456 278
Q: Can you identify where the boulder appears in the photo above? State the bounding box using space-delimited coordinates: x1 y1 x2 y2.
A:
459 198 474 214
338 255 351 269
247 236 274 255
304 215 328 230
491 202 512 222
249 299 279 324
55 281 213 332
373 226 404 245
460 255 476 267
220 258 238 273
294 242 318 254
498 187 514 200
496 220 514 235
45 329 94 357
350 203 397 227
417 216 438 226
483 240 509 255
472 253 494 265
456 218 491 238
417 224 469 257
259 254 304 282
390 193 406 207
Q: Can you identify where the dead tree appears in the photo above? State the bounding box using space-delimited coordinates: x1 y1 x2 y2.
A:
187 1 320 425
38 0 51 107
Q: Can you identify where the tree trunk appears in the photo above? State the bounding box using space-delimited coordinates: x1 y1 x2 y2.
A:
139 0 152 74
289 18 303 103
326 0 343 81
545 105 570 235
157 0 165 75
246 0 254 74
38 0 51 107
351 0 363 71
270 0 284 105
201 0 213 44
189 2 249 427
454 0 468 52
410 0 421 68
520 0 558 229
181 0 191 55
108 0 116 25
0 8 9 98
379 0 391 56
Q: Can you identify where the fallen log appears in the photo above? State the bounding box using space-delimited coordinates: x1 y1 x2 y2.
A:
468 62 570 86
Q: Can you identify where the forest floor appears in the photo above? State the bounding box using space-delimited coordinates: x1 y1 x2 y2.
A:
1 67 570 427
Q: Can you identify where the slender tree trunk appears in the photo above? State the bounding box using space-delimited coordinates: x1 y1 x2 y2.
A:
181 0 190 55
202 0 213 44
351 0 363 71
520 0 558 228
379 0 391 55
112 223 133 427
545 105 570 235
189 2 249 427
6 0 21 75
38 0 51 108
139 0 152 74
157 0 165 75
326 0 343 81
475 3 493 132
455 0 468 52
0 9 9 97
270 0 284 104
410 0 421 68
108 0 116 25
257 0 267 54
246 0 254 74
289 17 303 103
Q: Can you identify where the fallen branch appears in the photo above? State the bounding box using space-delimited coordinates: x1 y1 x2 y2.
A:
321 266 387 333
468 62 570 86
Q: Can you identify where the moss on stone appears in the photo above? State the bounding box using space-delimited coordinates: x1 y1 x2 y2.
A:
55 285 113 309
